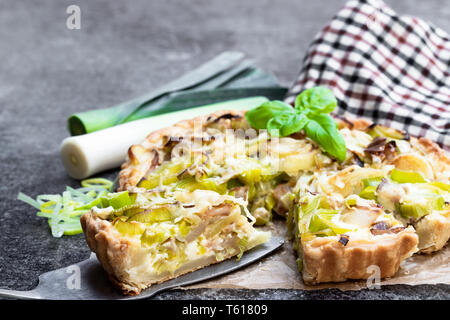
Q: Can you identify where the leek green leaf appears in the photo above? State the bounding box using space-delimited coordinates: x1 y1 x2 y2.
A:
141 229 169 246
101 191 133 210
68 49 286 135
390 168 427 183
236 236 248 261
368 124 407 140
362 177 384 188
128 207 172 223
359 186 377 200
253 208 272 226
344 198 357 207
308 209 354 235
397 196 445 219
176 177 227 194
113 219 145 236
178 220 191 238
430 182 450 192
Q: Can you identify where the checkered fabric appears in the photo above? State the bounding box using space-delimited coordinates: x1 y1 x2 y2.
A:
285 0 450 151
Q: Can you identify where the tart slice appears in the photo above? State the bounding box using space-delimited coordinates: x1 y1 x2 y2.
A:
81 189 270 295
317 163 450 253
369 168 450 253
288 186 418 284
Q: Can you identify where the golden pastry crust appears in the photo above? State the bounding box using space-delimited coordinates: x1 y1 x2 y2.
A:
118 111 368 192
119 112 449 192
414 210 450 254
334 115 372 131
416 137 450 165
118 109 247 191
81 210 249 295
300 226 419 284
81 212 139 295
414 137 450 180
339 116 450 178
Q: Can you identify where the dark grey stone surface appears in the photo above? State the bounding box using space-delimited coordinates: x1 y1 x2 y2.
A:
0 0 449 300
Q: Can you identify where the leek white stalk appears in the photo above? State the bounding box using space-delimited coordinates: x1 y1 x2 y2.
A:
61 97 267 179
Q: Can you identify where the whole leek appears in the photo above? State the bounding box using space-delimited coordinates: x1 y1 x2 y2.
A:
67 51 286 135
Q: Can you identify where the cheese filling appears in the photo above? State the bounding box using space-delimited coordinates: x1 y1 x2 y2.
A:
92 189 270 276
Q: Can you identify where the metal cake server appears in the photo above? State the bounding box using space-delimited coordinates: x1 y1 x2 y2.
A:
0 236 284 300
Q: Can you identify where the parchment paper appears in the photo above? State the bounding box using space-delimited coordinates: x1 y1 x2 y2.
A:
188 219 450 290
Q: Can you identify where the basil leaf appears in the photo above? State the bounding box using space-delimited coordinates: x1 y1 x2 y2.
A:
268 112 308 137
266 112 290 136
281 112 309 136
245 100 293 129
295 86 337 115
304 114 347 162
245 86 346 162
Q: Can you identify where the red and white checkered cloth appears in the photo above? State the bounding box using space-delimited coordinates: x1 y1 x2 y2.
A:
285 0 450 151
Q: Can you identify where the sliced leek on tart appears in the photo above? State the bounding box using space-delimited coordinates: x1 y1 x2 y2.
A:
81 189 270 295
310 165 450 253
82 91 450 291
287 191 418 284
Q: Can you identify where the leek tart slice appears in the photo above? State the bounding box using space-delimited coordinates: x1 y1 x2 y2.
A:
81 189 270 295
288 191 418 285
314 165 450 253
377 175 450 253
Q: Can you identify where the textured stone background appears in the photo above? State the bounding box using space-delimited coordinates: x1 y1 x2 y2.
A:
0 0 449 299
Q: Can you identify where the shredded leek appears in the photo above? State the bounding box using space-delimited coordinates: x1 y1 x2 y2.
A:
253 207 272 226
17 178 115 237
178 220 191 237
397 196 445 219
176 176 228 194
113 219 145 236
368 124 407 140
297 195 355 237
128 207 172 223
138 160 191 190
141 229 169 246
17 192 41 210
101 191 133 209
362 177 384 188
81 178 113 190
359 186 377 200
430 182 450 192
344 198 357 207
